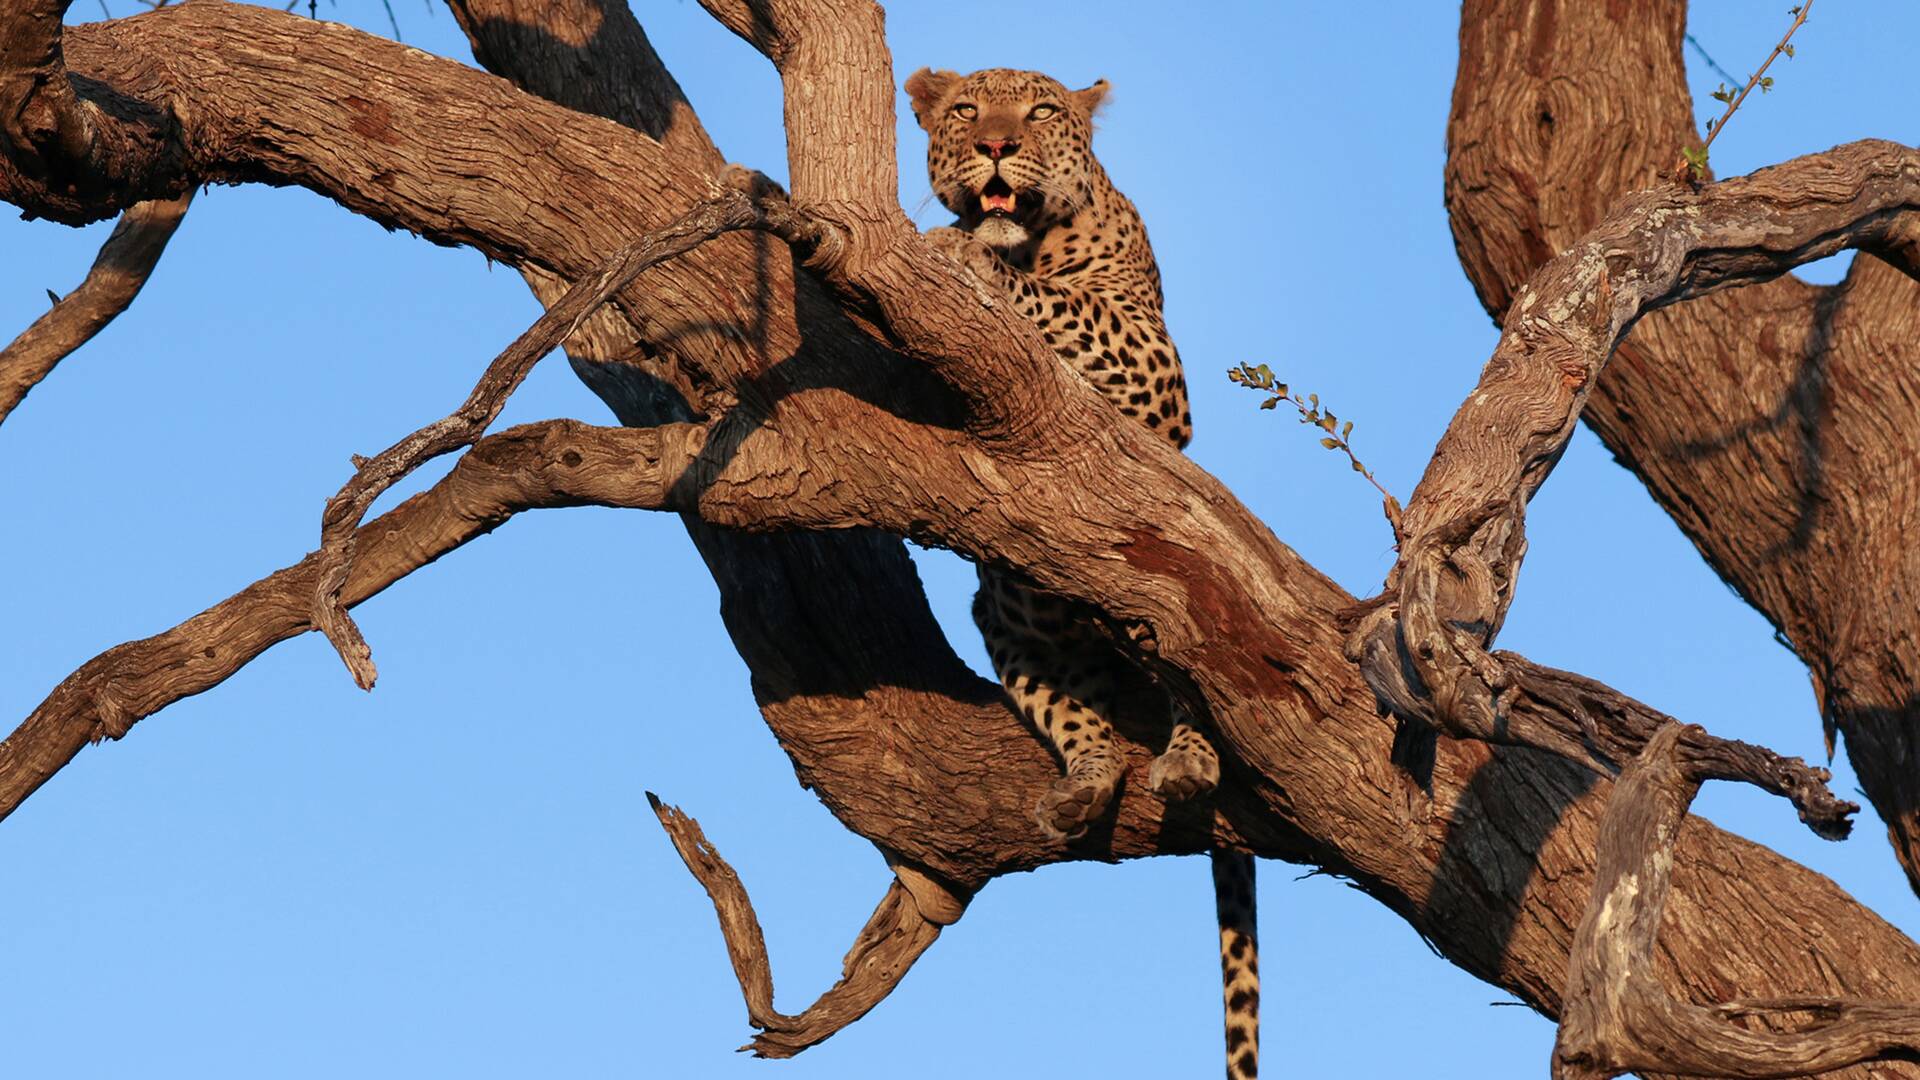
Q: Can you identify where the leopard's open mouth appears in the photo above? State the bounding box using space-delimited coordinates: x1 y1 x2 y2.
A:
980 175 1018 216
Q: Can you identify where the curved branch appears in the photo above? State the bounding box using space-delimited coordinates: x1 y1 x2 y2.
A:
0 0 186 214
647 793 946 1058
1355 140 1920 750
1447 0 1920 897
0 190 190 424
310 183 769 689
1556 724 1920 1079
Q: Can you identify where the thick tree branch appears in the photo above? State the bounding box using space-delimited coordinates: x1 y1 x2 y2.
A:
1556 724 1920 1079
0 0 186 218
647 793 945 1058
0 189 189 424
1356 141 1920 753
1448 0 1920 897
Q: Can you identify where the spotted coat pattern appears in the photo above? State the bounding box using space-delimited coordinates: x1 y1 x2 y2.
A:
907 66 1258 1080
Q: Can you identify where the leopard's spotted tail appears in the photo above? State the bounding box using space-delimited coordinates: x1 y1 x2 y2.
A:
1212 849 1259 1079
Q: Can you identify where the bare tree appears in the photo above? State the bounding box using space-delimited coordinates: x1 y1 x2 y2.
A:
4 1 1920 1076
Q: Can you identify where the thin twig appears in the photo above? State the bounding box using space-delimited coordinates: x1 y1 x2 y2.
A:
1679 2 1812 177
1227 363 1403 540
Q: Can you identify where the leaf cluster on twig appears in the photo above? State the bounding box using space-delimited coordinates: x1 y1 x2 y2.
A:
1679 1 1812 180
1227 362 1403 540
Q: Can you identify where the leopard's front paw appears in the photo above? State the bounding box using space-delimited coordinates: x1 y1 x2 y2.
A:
1148 743 1220 803
923 226 1001 278
1035 758 1124 842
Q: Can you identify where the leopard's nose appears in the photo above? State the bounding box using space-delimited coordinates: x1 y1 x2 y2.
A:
976 138 1018 160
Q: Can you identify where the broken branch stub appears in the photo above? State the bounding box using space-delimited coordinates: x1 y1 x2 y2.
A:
646 792 945 1058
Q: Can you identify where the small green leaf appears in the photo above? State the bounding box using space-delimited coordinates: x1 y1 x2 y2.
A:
1342 420 1354 439
1681 145 1709 176
1320 437 1340 450
1275 383 1288 398
1259 397 1279 410
1319 414 1337 433
1255 363 1272 382
1783 43 1794 58
1352 460 1367 472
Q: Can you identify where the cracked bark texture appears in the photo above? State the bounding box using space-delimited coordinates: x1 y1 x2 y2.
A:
3 3 1920 1077
1447 0 1920 898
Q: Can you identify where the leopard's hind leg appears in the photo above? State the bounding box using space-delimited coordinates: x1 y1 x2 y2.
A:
975 576 1127 840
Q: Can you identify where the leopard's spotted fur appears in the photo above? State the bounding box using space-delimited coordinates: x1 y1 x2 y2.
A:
908 66 1259 1080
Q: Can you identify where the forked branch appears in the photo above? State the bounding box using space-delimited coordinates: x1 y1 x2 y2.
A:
1555 723 1920 1078
647 793 947 1058
1353 140 1920 755
310 184 771 689
0 419 704 822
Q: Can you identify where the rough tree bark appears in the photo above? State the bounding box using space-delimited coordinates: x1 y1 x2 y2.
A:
1446 0 1920 898
3 2 1919 1077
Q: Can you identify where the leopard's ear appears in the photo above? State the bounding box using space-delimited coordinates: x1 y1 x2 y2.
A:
904 68 962 131
1072 78 1111 116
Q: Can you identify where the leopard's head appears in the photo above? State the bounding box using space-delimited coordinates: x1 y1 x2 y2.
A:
905 67 1109 251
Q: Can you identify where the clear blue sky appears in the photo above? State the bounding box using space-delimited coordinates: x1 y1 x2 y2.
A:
3 3 1917 1077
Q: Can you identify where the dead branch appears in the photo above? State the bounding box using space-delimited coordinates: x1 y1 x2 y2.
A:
1500 655 1855 839
1555 723 1920 1079
0 190 190 424
310 183 769 690
0 420 701 821
647 793 946 1057
1353 140 1920 755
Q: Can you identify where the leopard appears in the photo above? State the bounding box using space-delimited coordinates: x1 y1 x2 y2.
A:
906 66 1259 1080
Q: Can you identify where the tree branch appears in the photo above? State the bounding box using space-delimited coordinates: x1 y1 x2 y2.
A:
0 0 186 217
647 793 946 1058
1556 723 1920 1079
310 181 770 689
1447 0 1920 897
1355 141 1920 753
0 189 189 424
0 419 701 821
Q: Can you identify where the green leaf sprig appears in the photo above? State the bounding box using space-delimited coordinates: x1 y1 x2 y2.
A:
1228 362 1403 541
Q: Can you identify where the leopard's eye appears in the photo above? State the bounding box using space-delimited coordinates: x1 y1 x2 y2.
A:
1028 104 1059 121
952 103 977 120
